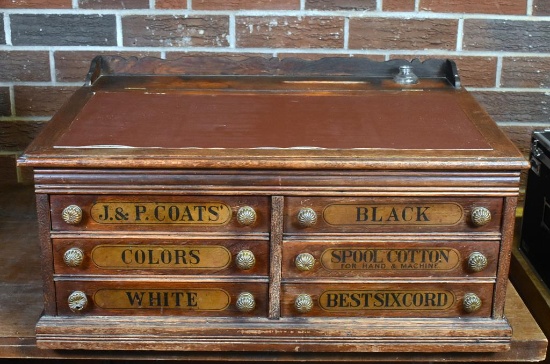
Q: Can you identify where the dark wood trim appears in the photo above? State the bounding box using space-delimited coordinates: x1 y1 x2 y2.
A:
268 196 284 319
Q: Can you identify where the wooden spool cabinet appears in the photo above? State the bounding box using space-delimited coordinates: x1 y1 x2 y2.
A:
18 56 528 352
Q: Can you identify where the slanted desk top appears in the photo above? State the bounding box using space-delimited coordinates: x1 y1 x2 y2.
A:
18 56 528 353
21 56 524 170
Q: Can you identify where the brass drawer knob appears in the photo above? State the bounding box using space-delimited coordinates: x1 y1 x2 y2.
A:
294 294 314 313
467 251 488 273
236 292 256 312
297 208 317 228
235 250 256 270
61 205 83 225
237 206 257 226
63 247 84 267
68 291 88 312
463 293 482 313
471 207 491 226
295 253 316 271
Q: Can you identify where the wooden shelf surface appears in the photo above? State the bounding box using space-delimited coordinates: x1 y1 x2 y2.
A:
0 184 546 362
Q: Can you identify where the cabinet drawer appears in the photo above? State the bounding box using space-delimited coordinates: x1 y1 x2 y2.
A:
285 197 502 234
282 241 498 279
50 195 269 233
53 238 268 276
56 281 268 317
281 282 493 318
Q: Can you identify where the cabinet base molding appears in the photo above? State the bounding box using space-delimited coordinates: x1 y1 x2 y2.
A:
36 315 512 352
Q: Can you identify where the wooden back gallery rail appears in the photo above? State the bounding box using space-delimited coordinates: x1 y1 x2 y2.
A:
18 56 529 352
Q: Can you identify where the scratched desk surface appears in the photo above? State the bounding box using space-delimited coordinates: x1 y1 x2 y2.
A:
0 184 546 362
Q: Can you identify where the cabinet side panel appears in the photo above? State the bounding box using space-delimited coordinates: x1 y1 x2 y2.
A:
493 196 518 318
36 193 56 315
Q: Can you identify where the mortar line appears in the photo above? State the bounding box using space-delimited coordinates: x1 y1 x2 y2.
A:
495 56 504 88
343 17 349 50
49 50 56 84
116 14 123 47
229 14 236 48
456 19 464 51
527 0 534 16
4 13 11 46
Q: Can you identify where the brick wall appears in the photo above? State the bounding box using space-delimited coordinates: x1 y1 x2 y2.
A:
1 0 549 183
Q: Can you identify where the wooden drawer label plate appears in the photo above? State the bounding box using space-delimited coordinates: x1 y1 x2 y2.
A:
91 245 231 269
94 288 230 310
323 203 463 226
90 202 232 225
319 290 454 311
321 248 460 271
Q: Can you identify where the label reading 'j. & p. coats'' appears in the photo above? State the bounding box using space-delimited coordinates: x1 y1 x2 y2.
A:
90 202 232 225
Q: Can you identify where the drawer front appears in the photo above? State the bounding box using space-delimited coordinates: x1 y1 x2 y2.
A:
281 283 493 318
56 281 268 317
285 197 502 234
53 238 269 276
282 241 499 279
50 195 269 233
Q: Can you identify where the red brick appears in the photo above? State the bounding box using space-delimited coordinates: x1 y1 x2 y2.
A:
500 124 540 158
473 91 550 123
155 0 187 9
534 0 550 15
236 16 345 49
14 86 78 117
0 120 47 151
0 88 10 117
162 53 279 75
193 0 300 10
0 51 50 82
1 0 71 8
122 16 229 47
420 0 527 15
501 57 550 88
349 18 458 50
501 124 539 196
78 0 149 8
55 51 162 82
305 0 376 10
389 55 497 87
277 53 386 61
383 0 415 11
443 56 497 88
11 14 116 46
164 52 271 60
463 19 550 53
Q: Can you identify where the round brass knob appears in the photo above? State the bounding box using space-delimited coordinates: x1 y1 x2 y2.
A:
68 291 88 312
471 207 491 227
236 206 257 226
294 293 314 313
236 292 256 312
63 247 84 267
467 251 488 273
297 208 317 228
235 250 256 270
295 253 316 271
463 293 482 313
61 205 83 225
